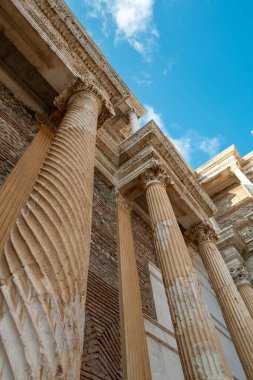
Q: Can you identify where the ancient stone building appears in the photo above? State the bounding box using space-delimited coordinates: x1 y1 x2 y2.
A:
0 1 253 379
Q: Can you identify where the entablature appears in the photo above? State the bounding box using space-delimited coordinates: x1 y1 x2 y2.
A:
115 121 217 228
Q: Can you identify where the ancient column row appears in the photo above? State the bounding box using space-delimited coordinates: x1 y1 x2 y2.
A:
190 223 253 379
117 159 253 380
0 75 114 379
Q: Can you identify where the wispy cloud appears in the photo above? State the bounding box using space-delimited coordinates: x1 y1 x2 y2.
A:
140 105 164 129
140 105 221 164
163 56 179 75
84 0 158 57
133 71 153 86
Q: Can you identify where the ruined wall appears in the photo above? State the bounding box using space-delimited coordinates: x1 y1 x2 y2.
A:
0 82 37 185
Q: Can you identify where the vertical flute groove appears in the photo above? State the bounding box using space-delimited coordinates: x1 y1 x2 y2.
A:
0 91 100 379
197 238 253 379
144 177 233 380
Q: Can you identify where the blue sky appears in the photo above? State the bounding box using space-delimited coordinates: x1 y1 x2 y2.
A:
66 0 253 168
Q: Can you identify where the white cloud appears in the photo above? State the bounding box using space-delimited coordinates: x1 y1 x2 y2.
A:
133 71 153 86
84 0 158 56
140 105 221 164
140 105 164 129
198 137 221 156
163 56 179 75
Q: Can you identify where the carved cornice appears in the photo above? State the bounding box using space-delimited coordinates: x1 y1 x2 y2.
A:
54 75 115 127
11 0 145 116
115 191 133 212
230 266 251 287
188 222 218 245
217 226 247 257
142 159 172 189
118 121 217 218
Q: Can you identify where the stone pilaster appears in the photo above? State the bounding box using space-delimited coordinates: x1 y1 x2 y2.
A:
143 160 233 380
191 222 253 380
230 266 253 318
116 192 152 380
0 125 53 253
0 75 115 379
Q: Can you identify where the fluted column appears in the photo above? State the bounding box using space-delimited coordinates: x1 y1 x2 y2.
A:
0 75 114 379
191 222 253 380
116 192 151 380
143 160 233 380
230 266 253 318
128 108 140 133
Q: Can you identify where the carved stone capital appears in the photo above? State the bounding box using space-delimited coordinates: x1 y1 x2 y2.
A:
142 160 171 189
115 191 133 212
230 266 251 287
188 222 218 245
54 75 115 127
229 161 240 173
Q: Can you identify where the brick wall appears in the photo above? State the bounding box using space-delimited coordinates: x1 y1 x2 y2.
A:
81 177 159 379
81 175 121 379
0 82 37 185
132 211 158 320
81 271 121 380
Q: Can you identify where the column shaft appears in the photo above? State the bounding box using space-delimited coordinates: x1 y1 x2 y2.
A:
128 109 140 133
0 90 100 379
196 236 253 379
238 285 253 318
144 172 232 380
116 193 152 380
0 126 53 253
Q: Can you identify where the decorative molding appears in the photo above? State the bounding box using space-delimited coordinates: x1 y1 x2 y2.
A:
188 222 218 245
54 75 115 127
230 266 251 287
142 159 172 189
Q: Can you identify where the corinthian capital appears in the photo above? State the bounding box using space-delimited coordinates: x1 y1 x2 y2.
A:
54 75 115 127
188 222 218 245
142 159 171 189
230 266 251 287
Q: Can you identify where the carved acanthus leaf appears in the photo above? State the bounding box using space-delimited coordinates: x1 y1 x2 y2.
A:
230 266 251 286
187 222 218 245
142 160 171 188
54 75 115 127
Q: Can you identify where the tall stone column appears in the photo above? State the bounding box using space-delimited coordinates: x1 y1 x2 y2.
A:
116 192 152 380
0 75 114 379
230 162 253 197
191 222 253 380
230 266 253 318
128 108 140 133
143 160 233 380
